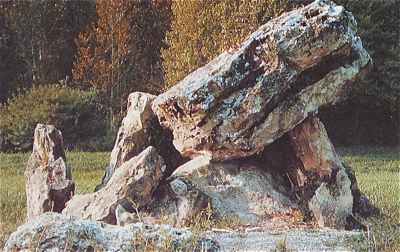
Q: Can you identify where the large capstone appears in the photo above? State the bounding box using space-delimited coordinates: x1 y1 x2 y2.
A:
152 0 371 161
25 124 74 220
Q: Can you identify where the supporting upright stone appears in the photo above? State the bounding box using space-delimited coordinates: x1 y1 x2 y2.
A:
97 92 157 190
110 93 157 170
287 117 353 229
25 124 74 220
96 92 184 191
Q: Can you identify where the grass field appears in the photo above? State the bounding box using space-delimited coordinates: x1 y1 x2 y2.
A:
0 151 107 248
0 146 399 250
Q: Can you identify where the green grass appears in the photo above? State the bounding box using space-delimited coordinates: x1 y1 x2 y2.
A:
338 146 400 251
0 151 107 247
0 146 399 250
338 146 400 222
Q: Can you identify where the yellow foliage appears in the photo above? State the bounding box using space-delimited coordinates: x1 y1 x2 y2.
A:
162 0 292 88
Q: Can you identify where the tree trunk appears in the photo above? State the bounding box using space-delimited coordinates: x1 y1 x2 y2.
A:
110 18 116 131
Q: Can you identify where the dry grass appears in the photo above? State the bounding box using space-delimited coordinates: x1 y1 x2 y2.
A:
0 151 107 247
0 146 399 250
339 146 400 251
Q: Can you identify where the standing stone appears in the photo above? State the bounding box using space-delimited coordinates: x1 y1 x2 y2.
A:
97 92 184 190
308 169 353 229
152 0 371 161
25 124 74 220
97 92 157 189
287 117 353 229
63 146 166 225
110 93 157 170
287 116 342 187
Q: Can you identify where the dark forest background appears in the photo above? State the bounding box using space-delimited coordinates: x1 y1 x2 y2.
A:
0 0 399 151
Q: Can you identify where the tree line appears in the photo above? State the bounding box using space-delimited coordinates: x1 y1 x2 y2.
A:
1 0 170 127
0 0 399 150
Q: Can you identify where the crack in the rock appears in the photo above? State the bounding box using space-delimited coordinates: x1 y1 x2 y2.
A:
235 44 357 144
193 38 268 129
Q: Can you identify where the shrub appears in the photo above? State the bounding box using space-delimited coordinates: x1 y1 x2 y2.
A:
0 85 109 151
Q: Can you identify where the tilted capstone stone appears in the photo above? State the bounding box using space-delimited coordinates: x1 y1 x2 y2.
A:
152 0 371 161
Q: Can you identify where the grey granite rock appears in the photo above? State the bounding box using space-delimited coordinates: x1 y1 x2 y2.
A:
25 124 74 220
63 146 166 225
166 156 298 225
152 0 371 161
4 212 219 252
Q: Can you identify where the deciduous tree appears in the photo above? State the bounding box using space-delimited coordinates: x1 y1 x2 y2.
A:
0 0 95 92
162 0 293 88
73 0 171 126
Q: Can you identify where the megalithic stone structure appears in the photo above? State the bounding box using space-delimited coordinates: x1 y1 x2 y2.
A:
152 0 371 161
25 124 74 220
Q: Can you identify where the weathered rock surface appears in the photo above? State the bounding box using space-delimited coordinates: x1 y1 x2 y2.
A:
97 92 184 190
97 92 156 189
308 168 353 229
209 228 365 251
4 212 219 252
152 0 371 161
63 146 166 224
115 204 161 226
147 177 212 227
285 116 345 192
164 156 298 225
25 124 74 220
288 117 339 179
286 117 353 228
257 116 359 229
